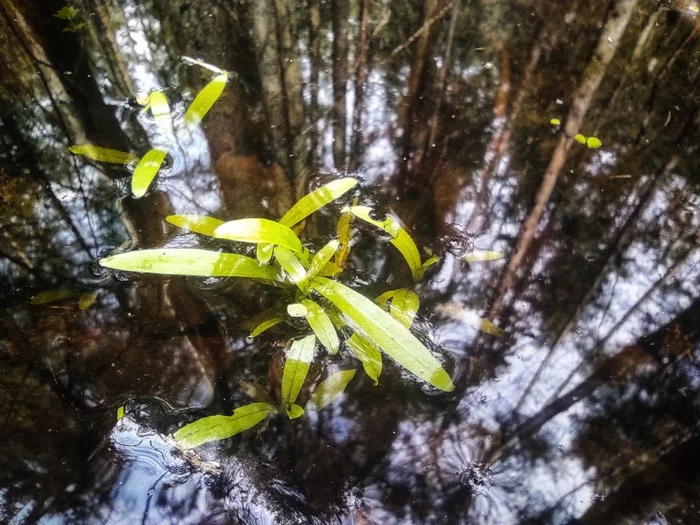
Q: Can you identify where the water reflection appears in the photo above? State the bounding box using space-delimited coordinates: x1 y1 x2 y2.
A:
1 0 699 523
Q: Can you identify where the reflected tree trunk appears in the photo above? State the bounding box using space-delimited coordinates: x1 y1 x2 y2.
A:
331 0 349 172
348 0 370 173
307 0 321 162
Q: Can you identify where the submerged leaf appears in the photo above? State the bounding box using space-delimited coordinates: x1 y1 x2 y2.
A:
574 133 587 144
100 249 281 282
435 303 503 337
280 178 359 228
335 212 353 267
78 291 98 310
182 56 226 74
166 215 224 237
301 299 340 354
286 404 305 419
319 261 343 277
463 250 504 263
416 256 439 279
586 136 602 149
275 246 309 293
308 369 356 411
214 219 303 253
287 303 309 317
307 240 340 280
173 402 274 449
311 277 454 391
346 334 382 385
69 145 138 164
29 288 78 305
389 288 420 329
185 72 228 127
251 316 284 337
132 148 167 198
281 335 316 413
243 308 285 337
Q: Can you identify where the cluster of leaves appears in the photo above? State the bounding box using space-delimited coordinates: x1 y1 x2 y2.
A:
54 5 86 33
550 119 602 149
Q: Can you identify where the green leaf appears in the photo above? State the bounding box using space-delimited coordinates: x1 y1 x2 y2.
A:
346 334 382 385
100 248 281 282
166 215 224 236
54 6 78 20
345 206 422 279
69 145 138 164
117 405 125 421
78 291 98 310
275 246 309 293
281 335 316 413
29 288 78 305
243 308 285 337
214 218 303 253
141 91 172 133
416 255 439 280
301 299 340 354
462 250 504 263
319 261 343 277
389 288 420 329
375 289 398 308
279 178 358 228
550 118 561 126
132 148 167 198
185 72 228 127
335 212 353 267
574 133 587 144
307 240 340 280
256 243 274 264
173 402 274 449
586 136 602 149
251 317 283 337
286 403 305 419
308 369 356 411
287 303 309 317
310 277 453 391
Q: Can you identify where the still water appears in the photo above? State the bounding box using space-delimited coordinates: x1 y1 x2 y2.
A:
1 0 700 523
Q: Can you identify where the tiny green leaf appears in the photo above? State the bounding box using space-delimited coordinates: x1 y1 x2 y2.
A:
132 148 167 198
389 288 420 329
346 334 382 385
550 118 561 126
100 249 281 282
256 243 274 264
586 136 602 149
462 250 504 263
311 277 453 391
286 404 305 419
281 335 316 411
54 6 78 20
185 72 228 127
69 145 138 164
214 219 303 253
574 133 587 144
173 402 274 449
275 246 309 293
166 215 224 237
301 299 340 354
308 369 356 411
29 288 78 305
279 178 358 228
307 240 340 280
78 291 98 310
117 405 125 421
287 303 309 317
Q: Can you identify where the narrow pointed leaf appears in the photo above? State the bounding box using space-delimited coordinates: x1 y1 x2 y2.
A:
100 249 281 282
308 369 356 411
375 289 398 309
345 206 422 279
243 308 285 337
416 256 439 280
311 277 453 391
251 317 283 337
435 303 503 337
116 406 125 421
166 215 224 237
335 212 353 267
286 404 305 419
132 148 167 198
280 178 358 228
301 299 340 354
182 56 226 74
69 145 138 164
185 72 228 127
142 91 172 133
78 291 98 310
346 334 382 385
275 246 309 293
287 303 309 317
214 219 303 253
29 288 78 305
307 240 340 280
319 261 343 277
281 335 316 411
173 402 274 449
257 243 274 264
389 288 420 329
463 250 504 263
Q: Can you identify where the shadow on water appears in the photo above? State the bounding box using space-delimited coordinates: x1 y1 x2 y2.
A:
1 0 700 523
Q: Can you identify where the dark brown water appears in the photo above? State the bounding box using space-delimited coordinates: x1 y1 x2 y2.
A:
1 0 700 523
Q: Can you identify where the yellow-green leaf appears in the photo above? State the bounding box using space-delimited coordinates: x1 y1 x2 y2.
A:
279 178 358 228
319 260 344 277
550 118 561 126
185 72 228 127
308 369 356 411
287 303 309 317
346 334 382 385
586 136 602 149
307 240 340 280
117 405 125 421
335 212 353 267
132 148 167 198
166 215 224 237
29 288 78 305
344 206 422 279
69 145 138 164
214 219 303 253
574 133 587 144
389 288 420 329
100 248 281 282
243 308 285 337
311 277 453 391
173 402 274 449
78 291 98 310
141 91 172 133
462 250 504 263
375 289 398 308
275 246 309 293
281 335 316 412
182 56 226 74
416 255 439 279
257 243 274 264
286 403 305 419
301 298 339 354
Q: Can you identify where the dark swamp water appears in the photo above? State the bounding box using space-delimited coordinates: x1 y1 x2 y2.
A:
2 0 700 523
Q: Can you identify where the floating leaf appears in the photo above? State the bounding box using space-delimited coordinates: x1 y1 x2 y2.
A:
281 335 316 413
301 299 339 354
132 148 167 198
100 249 281 282
279 178 359 228
286 404 305 419
173 402 274 449
275 246 309 293
311 277 454 391
435 303 503 337
344 206 422 279
166 215 224 237
214 219 303 253
69 145 138 164
307 240 340 280
287 303 309 317
257 243 274 264
141 91 172 133
185 72 228 127
335 212 353 267
346 334 382 385
29 288 78 305
463 250 504 263
117 405 125 421
389 288 420 329
586 136 602 149
78 291 98 310
308 369 356 411
550 118 561 126
182 56 226 74
574 134 587 144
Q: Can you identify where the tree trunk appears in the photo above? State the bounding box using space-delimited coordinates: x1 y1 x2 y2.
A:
348 0 370 173
331 0 349 172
